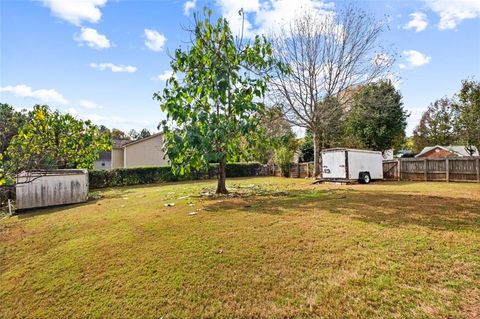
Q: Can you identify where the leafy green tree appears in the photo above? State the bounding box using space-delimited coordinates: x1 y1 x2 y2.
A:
111 128 130 140
128 129 140 140
0 103 29 156
129 128 152 141
453 79 480 153
412 97 456 153
274 141 298 177
154 9 283 193
344 80 408 151
299 130 314 163
1 105 111 186
139 128 151 139
251 106 295 164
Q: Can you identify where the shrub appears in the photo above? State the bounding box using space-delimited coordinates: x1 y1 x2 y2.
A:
274 146 296 177
89 162 266 189
225 162 264 177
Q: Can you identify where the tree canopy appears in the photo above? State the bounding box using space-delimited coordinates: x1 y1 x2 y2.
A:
453 79 480 153
154 9 284 193
412 97 457 153
0 103 30 156
1 105 111 186
251 106 296 164
344 80 408 151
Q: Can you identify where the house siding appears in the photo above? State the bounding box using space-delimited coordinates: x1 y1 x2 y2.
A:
112 148 124 168
94 159 111 170
124 134 168 168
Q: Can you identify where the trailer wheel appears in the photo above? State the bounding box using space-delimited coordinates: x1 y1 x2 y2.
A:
359 172 371 184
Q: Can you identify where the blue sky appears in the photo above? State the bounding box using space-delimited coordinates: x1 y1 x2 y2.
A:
1 0 479 135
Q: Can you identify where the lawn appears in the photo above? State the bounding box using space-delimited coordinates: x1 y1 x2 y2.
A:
1 177 479 318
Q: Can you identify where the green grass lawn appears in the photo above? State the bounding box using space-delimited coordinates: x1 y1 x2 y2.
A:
1 177 479 318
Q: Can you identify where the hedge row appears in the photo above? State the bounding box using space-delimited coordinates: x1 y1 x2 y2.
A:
89 162 266 189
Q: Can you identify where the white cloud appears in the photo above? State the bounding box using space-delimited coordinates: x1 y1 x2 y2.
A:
75 27 111 49
79 99 103 109
82 113 156 132
424 0 480 30
406 107 425 135
67 107 79 116
184 0 197 16
256 0 335 35
403 12 428 32
0 84 68 104
216 0 260 37
90 62 137 73
216 0 335 37
400 50 431 69
144 29 167 52
154 70 174 81
40 0 107 26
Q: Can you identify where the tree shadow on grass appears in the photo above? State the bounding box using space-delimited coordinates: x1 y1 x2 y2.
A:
202 189 480 231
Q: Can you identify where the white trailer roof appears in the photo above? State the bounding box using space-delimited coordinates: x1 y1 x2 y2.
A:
321 148 382 155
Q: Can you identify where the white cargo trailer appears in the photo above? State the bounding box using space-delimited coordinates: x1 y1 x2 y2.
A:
321 148 383 183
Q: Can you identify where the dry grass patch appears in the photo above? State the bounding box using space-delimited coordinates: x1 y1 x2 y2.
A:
1 178 479 318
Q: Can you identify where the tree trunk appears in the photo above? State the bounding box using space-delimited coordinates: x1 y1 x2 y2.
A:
313 131 321 178
216 158 228 194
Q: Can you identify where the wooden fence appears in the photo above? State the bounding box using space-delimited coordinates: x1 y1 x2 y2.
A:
383 157 480 182
271 162 314 178
269 158 480 183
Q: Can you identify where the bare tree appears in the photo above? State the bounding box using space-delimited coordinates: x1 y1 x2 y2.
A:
269 5 394 177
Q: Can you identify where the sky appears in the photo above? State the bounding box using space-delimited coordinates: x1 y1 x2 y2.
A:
1 0 479 136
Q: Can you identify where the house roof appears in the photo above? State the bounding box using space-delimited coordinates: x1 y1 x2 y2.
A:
113 139 132 148
415 145 479 157
122 132 163 148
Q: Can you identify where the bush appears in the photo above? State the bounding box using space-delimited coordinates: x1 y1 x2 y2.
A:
89 166 178 188
274 146 296 177
225 162 264 177
89 162 266 189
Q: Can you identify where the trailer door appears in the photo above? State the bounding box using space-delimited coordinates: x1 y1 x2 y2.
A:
322 150 347 179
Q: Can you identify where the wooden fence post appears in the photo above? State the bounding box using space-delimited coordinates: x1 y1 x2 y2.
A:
424 159 428 181
397 158 401 181
446 158 450 182
297 163 300 178
477 158 480 183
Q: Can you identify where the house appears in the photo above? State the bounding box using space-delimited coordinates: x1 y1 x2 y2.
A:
94 132 169 169
415 145 479 158
94 151 112 169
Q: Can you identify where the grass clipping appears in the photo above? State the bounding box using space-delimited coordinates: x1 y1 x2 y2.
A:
198 183 290 198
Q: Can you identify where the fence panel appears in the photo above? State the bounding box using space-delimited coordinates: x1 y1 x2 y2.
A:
401 159 426 181
383 160 398 180
450 158 478 181
427 159 446 181
382 157 480 183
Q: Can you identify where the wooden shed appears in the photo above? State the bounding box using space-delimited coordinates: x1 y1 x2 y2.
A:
16 170 88 210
